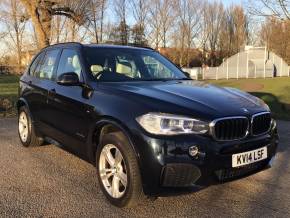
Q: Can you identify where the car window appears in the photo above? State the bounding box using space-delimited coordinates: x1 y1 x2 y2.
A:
116 55 141 78
142 55 173 78
57 49 82 80
29 52 44 76
35 50 60 80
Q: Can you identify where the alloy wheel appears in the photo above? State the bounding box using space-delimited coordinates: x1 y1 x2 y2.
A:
99 144 128 199
19 111 29 143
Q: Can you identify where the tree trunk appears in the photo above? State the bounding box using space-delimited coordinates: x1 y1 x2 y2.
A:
55 16 61 44
100 0 105 43
70 20 76 41
179 27 185 67
11 0 22 65
31 8 51 48
20 0 51 48
93 10 99 43
163 27 166 48
16 30 22 66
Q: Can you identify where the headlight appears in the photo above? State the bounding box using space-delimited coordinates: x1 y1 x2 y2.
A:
136 113 209 135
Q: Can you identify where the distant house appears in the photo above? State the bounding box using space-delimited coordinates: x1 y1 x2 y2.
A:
0 66 9 75
158 47 203 67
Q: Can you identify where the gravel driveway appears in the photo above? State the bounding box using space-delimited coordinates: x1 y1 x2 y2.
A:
0 118 290 217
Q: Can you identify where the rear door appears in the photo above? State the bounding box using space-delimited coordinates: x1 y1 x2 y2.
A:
21 51 45 122
23 49 61 128
33 49 61 128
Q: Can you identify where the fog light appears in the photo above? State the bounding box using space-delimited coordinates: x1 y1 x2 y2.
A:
189 146 199 157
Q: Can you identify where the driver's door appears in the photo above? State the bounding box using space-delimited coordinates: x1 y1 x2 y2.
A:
46 48 91 154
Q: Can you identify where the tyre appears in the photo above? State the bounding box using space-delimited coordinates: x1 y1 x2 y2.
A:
18 106 43 147
96 131 145 207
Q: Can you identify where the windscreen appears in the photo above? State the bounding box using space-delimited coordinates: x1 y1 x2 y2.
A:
84 47 188 82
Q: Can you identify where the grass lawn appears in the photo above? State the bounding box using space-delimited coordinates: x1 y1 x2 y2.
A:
0 74 19 117
208 77 290 120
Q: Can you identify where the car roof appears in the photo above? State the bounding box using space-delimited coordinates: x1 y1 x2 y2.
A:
44 42 154 51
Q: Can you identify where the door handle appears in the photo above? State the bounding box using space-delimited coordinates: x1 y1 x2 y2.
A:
47 88 56 104
49 88 56 93
48 88 56 97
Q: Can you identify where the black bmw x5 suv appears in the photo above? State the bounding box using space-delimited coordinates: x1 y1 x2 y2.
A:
18 43 279 207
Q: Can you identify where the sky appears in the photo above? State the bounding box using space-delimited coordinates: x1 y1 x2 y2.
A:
219 0 243 6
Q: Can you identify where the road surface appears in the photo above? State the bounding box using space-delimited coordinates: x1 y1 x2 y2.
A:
0 118 289 217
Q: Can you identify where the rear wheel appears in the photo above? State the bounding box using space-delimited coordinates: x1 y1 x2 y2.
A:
18 106 43 147
96 131 145 207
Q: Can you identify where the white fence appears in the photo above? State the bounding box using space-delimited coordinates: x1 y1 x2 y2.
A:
182 68 200 80
183 65 290 80
202 64 290 80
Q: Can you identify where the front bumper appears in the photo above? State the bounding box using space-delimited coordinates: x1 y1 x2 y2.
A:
131 127 279 196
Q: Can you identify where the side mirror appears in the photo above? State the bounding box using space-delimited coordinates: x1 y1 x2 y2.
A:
183 71 191 78
57 72 80 86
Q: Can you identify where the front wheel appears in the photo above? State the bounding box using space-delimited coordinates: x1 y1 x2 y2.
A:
96 132 145 207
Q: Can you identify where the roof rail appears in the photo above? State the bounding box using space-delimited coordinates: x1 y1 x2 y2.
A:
38 42 83 52
98 42 154 50
127 43 155 50
42 42 155 51
50 42 83 47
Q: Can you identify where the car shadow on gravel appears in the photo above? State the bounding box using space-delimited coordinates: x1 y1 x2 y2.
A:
250 92 290 121
245 139 290 216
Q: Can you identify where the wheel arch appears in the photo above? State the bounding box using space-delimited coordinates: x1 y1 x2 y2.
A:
17 98 35 121
17 97 29 112
88 116 141 166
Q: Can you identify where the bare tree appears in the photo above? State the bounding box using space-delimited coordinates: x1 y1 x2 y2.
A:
147 0 162 48
114 0 129 44
261 17 290 64
230 6 249 52
147 0 175 49
50 15 68 43
131 0 149 29
0 32 7 40
248 0 290 20
219 5 249 59
159 0 175 48
130 0 148 46
199 1 210 61
0 0 28 66
99 0 106 43
130 0 149 45
20 0 90 48
87 0 100 43
203 1 225 66
114 0 127 22
176 0 201 67
86 0 107 43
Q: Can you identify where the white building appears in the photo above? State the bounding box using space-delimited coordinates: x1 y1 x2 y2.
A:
203 46 290 80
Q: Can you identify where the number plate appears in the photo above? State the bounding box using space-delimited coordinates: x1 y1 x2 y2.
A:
232 146 268 168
